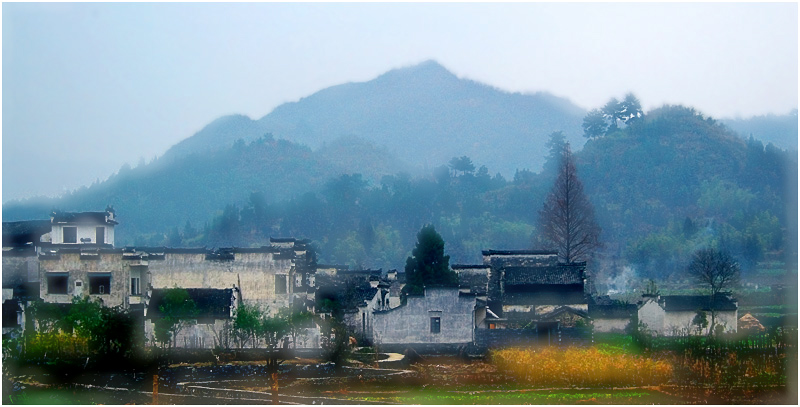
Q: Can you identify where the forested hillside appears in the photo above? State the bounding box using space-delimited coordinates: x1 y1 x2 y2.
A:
4 98 795 290
36 103 784 290
579 105 797 280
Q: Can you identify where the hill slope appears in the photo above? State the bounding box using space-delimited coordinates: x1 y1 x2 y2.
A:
2 135 402 242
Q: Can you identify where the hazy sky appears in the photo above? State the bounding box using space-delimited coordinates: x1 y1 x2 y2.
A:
3 2 798 202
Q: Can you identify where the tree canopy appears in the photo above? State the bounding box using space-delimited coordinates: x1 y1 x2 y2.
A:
402 224 457 297
154 287 198 347
688 248 740 297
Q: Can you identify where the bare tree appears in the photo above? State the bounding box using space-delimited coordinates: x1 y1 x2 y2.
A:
538 143 601 263
687 248 740 334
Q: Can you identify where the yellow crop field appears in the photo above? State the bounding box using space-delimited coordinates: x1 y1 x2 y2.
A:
492 346 673 387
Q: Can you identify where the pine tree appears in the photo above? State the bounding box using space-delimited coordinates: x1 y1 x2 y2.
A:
401 225 457 298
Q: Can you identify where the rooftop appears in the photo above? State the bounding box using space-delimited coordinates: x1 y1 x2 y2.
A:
503 264 584 286
51 210 117 225
659 295 738 312
482 249 558 256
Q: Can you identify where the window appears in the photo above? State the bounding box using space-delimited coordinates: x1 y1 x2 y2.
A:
96 227 105 244
63 227 77 244
430 317 441 334
131 277 141 295
275 275 287 294
89 275 111 295
47 273 68 294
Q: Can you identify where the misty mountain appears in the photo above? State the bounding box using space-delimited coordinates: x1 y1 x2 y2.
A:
172 103 794 279
721 109 799 151
163 60 587 176
1 135 403 240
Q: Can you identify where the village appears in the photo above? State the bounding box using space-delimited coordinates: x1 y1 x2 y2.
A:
3 207 743 351
3 207 795 404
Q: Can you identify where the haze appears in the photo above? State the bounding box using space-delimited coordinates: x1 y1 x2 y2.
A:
3 2 797 202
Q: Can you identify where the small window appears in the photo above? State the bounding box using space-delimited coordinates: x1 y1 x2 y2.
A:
430 317 441 334
47 274 68 294
63 227 77 244
275 275 287 294
89 275 111 295
131 277 141 295
96 227 105 244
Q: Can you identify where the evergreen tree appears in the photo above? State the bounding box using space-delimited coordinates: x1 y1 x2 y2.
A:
582 109 608 139
401 225 457 298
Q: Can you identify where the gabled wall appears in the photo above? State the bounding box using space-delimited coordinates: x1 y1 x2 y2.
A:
372 287 475 347
637 299 665 334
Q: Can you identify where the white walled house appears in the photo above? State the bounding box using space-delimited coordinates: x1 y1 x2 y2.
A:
638 294 738 336
371 287 477 351
50 208 117 246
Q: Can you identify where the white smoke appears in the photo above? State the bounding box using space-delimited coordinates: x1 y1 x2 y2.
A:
606 266 638 295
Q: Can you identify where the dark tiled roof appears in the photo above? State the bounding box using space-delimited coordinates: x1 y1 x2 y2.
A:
317 264 350 270
147 288 234 319
660 295 738 312
270 237 296 243
504 290 587 306
457 270 489 295
52 211 117 225
2 247 38 257
452 264 490 270
503 264 584 285
482 249 558 256
590 303 637 319
536 305 590 321
2 220 51 238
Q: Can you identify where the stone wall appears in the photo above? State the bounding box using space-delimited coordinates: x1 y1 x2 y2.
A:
39 250 141 308
148 250 297 312
2 252 39 287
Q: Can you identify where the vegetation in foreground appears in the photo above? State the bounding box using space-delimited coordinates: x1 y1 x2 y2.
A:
492 346 673 387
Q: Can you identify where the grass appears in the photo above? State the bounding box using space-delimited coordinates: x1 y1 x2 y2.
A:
338 388 677 404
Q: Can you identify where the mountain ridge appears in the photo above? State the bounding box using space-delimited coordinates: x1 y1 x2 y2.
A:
162 60 587 177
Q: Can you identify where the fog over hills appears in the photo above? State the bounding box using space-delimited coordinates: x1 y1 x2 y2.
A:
721 110 799 151
164 60 587 176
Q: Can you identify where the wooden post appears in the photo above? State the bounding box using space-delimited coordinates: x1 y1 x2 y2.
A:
271 372 279 404
153 374 159 405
